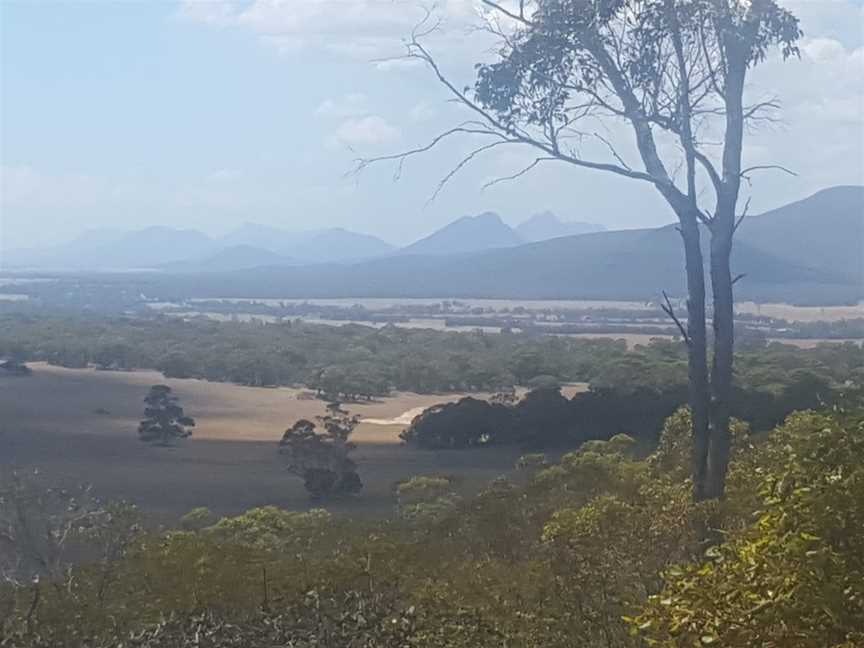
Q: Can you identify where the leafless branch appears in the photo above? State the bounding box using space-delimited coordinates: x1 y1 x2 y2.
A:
739 164 797 178
481 0 531 26
482 156 554 189
732 273 746 286
732 196 752 234
356 26 669 195
660 290 691 346
743 99 780 120
593 132 632 171
427 140 514 204
351 125 505 181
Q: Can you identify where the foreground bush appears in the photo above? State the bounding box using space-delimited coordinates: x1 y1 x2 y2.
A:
634 411 864 647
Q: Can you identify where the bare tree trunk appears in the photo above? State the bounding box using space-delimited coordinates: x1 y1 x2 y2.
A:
708 214 734 500
705 35 747 500
678 215 711 501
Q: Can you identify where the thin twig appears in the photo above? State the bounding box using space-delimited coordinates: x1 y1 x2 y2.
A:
482 157 555 189
733 196 752 234
740 164 797 177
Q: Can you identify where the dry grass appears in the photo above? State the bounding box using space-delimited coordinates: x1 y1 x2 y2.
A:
0 365 586 524
0 363 521 443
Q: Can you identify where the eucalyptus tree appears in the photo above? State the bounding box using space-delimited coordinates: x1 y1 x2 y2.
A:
138 385 195 446
362 0 800 499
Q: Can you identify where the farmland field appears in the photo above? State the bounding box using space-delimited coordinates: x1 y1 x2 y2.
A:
0 364 585 524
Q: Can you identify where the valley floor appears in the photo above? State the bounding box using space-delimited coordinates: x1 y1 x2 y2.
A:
0 364 584 523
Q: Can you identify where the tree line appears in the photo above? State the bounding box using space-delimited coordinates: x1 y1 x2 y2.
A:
1 313 860 399
402 367 844 451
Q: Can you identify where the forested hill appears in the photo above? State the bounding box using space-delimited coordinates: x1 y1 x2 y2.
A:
135 187 862 305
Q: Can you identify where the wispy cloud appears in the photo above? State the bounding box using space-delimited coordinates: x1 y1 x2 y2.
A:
326 115 402 150
178 0 490 61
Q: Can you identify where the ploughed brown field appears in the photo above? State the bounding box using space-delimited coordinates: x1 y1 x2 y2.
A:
0 364 586 524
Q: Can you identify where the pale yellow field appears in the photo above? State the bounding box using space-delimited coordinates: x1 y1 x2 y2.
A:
0 365 586 520
0 363 587 444
0 363 507 444
735 301 864 322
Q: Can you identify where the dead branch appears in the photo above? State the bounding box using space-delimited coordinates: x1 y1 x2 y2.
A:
426 140 513 204
732 196 752 234
356 30 668 195
480 0 531 26
351 125 506 180
482 157 555 189
739 164 797 178
592 132 633 171
660 290 691 346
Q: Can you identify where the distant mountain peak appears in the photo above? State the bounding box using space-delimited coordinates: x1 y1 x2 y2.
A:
400 211 523 256
516 211 606 242
472 210 506 223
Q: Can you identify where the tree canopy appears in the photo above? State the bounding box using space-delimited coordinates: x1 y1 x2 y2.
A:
137 385 195 446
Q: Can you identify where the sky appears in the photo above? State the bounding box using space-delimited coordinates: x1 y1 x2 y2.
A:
1 0 862 250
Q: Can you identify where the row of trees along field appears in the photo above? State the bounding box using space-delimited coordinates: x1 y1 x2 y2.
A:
2 406 861 646
1 313 861 399
400 368 850 450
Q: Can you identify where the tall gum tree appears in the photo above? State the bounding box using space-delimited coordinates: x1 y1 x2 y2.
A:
360 0 801 500
358 0 802 500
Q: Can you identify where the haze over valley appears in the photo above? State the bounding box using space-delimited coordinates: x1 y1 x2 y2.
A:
1 1 863 645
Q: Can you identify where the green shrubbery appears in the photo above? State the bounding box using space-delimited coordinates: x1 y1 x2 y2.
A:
2 406 861 646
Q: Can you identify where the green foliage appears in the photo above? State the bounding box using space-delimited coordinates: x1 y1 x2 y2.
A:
208 506 333 551
634 410 864 647
278 403 362 500
137 385 195 446
651 407 752 484
178 507 215 531
3 409 862 647
396 475 461 522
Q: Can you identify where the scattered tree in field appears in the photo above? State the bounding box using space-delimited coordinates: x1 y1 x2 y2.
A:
278 402 362 499
362 0 801 500
137 385 195 446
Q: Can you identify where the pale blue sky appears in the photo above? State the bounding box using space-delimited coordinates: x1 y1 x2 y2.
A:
2 0 862 249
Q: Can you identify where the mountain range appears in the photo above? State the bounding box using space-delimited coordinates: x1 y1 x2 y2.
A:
0 211 601 271
2 187 861 305
0 225 397 270
135 186 863 305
